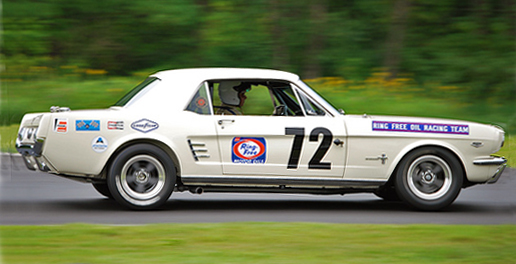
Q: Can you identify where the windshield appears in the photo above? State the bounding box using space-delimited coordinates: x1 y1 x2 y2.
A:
298 80 342 115
113 77 160 107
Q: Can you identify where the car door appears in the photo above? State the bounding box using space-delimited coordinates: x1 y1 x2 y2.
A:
213 80 347 178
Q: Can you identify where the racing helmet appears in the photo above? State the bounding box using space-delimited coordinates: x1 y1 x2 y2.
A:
219 81 247 106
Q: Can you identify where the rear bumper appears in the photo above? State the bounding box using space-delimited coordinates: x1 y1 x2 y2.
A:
473 156 507 184
16 140 51 172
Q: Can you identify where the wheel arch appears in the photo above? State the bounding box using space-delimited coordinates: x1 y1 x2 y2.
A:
100 138 182 180
386 143 468 187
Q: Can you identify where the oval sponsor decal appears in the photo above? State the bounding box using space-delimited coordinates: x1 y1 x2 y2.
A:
233 139 265 160
231 137 267 164
131 118 159 133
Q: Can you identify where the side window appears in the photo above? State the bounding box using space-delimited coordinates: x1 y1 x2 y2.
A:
210 80 274 116
185 82 211 115
208 79 307 117
296 89 326 116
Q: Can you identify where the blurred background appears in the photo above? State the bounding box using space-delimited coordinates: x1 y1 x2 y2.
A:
1 0 515 152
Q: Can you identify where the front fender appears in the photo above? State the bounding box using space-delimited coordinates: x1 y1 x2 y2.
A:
386 139 467 181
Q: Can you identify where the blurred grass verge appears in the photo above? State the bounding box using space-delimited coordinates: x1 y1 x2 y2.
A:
1 223 515 263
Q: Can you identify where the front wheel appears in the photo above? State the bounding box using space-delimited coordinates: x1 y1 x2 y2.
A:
107 144 176 210
394 147 463 211
92 183 113 199
374 185 401 201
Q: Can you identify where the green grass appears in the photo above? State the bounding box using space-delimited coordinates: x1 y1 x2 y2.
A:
3 75 516 130
496 134 515 167
0 124 18 153
1 77 140 125
1 223 515 263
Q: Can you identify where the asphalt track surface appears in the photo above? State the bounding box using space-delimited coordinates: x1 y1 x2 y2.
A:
1 154 515 225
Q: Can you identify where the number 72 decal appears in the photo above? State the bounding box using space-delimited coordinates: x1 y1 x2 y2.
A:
285 127 333 170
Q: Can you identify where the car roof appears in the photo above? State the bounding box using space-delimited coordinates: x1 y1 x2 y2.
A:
151 68 301 83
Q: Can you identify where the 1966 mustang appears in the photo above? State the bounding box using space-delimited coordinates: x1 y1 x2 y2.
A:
16 68 507 210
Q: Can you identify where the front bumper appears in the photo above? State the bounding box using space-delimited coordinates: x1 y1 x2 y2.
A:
473 156 507 184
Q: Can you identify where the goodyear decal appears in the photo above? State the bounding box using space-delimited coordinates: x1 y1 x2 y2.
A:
232 137 267 164
76 120 100 131
372 121 469 135
131 119 159 133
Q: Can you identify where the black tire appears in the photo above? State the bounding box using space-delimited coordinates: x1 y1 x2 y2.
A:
394 147 463 211
92 183 113 199
107 144 176 210
374 185 401 201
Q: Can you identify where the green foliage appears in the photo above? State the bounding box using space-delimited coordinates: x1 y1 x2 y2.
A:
199 0 272 68
404 0 515 100
1 0 515 115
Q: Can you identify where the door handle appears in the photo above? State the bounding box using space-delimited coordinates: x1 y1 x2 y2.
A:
218 119 235 125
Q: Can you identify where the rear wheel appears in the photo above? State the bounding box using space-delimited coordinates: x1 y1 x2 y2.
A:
107 144 176 210
394 147 463 211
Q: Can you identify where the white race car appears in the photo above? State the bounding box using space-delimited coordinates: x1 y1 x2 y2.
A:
16 68 507 210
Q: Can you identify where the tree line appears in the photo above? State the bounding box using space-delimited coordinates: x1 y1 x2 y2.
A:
3 0 515 100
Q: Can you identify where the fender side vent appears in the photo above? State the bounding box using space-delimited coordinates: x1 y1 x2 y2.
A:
187 139 210 161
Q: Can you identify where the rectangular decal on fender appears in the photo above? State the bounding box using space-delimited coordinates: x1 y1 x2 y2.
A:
76 120 100 131
108 121 124 130
232 137 267 164
372 121 469 135
54 118 68 133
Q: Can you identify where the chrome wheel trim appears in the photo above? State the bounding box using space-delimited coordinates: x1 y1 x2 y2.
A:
116 155 166 206
407 155 453 200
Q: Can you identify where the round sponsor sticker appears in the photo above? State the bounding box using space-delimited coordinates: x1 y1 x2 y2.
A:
91 136 108 153
196 97 207 108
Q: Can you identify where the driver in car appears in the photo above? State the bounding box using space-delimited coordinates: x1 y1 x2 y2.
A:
217 82 251 115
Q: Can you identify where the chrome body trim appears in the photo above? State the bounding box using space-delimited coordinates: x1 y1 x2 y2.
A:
473 156 507 166
180 175 386 188
487 164 507 184
472 156 507 184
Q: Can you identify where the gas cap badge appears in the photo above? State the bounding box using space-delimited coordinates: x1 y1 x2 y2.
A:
471 142 484 148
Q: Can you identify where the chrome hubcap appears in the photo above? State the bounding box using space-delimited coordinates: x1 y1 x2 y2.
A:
116 155 166 205
421 170 436 184
407 155 452 200
135 169 150 184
